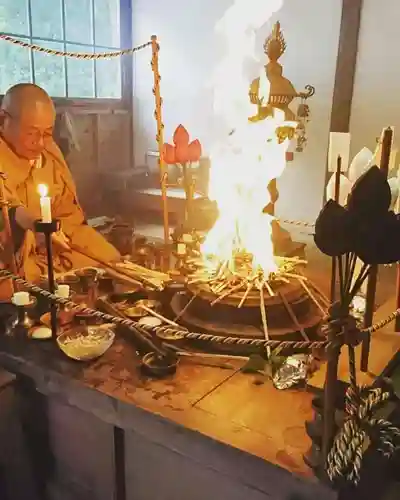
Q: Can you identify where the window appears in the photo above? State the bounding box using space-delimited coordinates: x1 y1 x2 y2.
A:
0 0 123 99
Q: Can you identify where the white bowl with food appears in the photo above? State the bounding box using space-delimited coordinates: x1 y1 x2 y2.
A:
57 324 115 361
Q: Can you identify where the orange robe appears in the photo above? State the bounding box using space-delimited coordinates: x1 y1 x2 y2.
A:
0 137 120 287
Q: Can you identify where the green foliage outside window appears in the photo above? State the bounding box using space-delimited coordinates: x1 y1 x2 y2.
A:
0 0 122 99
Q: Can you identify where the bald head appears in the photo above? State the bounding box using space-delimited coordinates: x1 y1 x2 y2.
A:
1 83 55 160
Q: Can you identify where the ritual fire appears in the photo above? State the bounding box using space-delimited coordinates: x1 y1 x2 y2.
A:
171 1 327 343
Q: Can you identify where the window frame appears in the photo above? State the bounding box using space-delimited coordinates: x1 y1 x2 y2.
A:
0 0 133 111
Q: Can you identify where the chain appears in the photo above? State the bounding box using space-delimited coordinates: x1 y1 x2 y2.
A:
0 34 151 59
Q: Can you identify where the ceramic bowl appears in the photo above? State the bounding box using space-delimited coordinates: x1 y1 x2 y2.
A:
57 325 115 361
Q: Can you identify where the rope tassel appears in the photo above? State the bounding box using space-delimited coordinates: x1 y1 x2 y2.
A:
327 386 400 485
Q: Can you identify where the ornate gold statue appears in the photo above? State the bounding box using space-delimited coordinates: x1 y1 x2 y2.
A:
248 22 315 151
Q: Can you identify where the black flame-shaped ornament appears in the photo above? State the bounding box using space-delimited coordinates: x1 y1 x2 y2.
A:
315 166 400 264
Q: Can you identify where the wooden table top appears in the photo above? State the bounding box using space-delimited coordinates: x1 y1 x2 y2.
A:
0 332 315 480
1 247 397 489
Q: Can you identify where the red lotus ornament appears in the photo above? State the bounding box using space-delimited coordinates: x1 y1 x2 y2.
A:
162 125 202 165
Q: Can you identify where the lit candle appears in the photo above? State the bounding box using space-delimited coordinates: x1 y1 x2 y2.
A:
38 184 52 223
182 234 193 243
56 285 70 299
12 291 30 306
177 243 186 256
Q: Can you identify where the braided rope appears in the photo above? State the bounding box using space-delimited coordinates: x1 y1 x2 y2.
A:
364 308 400 334
327 386 400 484
0 269 398 349
0 270 328 350
279 218 315 228
0 34 151 59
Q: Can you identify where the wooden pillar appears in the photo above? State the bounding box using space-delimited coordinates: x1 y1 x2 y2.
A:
323 0 363 200
321 0 363 465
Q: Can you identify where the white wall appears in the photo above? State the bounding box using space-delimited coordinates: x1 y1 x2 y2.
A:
132 0 342 224
350 0 400 159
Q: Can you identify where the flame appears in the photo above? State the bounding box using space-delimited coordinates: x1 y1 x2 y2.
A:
202 0 294 278
38 184 48 197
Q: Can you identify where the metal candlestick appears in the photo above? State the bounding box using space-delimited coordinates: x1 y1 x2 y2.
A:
34 220 60 338
8 296 37 336
0 171 19 295
16 300 36 330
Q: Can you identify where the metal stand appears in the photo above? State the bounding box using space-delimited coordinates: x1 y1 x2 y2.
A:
34 220 60 338
0 172 19 295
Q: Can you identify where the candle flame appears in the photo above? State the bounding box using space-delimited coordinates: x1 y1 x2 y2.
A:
38 184 48 197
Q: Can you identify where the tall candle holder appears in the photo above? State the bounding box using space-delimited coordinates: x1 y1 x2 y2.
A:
34 219 60 338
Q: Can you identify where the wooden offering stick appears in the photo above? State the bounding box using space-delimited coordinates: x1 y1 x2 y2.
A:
362 127 393 372
330 155 342 302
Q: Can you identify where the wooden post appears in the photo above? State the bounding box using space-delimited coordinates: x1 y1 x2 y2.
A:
151 35 170 270
361 127 393 372
395 163 400 332
330 156 342 303
323 0 363 203
322 342 341 463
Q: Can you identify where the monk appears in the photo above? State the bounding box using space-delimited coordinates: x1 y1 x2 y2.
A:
0 83 120 286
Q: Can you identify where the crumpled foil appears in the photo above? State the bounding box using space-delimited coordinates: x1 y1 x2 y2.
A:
273 354 310 390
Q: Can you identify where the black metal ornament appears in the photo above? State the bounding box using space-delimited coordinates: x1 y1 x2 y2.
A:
347 166 391 220
314 200 354 257
315 165 400 265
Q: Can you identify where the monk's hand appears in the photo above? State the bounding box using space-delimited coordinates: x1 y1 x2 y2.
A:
52 231 70 251
35 233 46 250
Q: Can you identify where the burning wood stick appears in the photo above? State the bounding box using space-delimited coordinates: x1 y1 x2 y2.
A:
138 304 181 328
70 245 165 290
215 260 229 280
259 283 271 357
278 276 290 284
211 281 245 306
279 291 309 341
264 280 275 297
298 278 326 315
173 293 198 321
238 281 253 308
282 272 308 281
308 281 330 307
213 279 232 294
